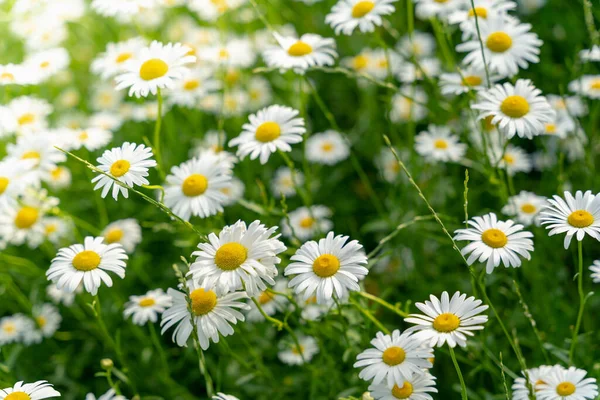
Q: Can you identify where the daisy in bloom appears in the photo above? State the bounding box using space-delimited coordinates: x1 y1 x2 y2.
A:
165 67 221 108
414 125 467 163
45 166 72 191
46 283 78 306
23 47 70 84
390 87 428 123
488 144 532 176
272 167 304 198
568 75 600 100
164 154 232 221
472 79 555 139
198 38 256 69
262 33 337 74
448 0 516 38
512 365 557 400
536 367 598 400
547 94 588 119
278 335 319 365
354 329 434 388
32 303 61 338
0 64 28 86
325 0 397 35
89 112 124 132
396 31 436 59
91 0 158 18
7 96 52 135
46 236 128 295
160 282 250 349
590 260 600 283
540 190 600 249
0 315 28 345
91 37 146 80
6 134 66 186
229 105 306 164
212 394 239 400
189 220 287 296
405 291 489 348
281 205 334 241
245 280 289 322
376 148 401 183
85 388 127 400
101 219 142 253
0 160 33 207
247 76 273 110
0 381 61 399
394 58 441 83
115 40 196 98
189 0 246 21
124 288 173 325
306 130 350 165
368 372 437 400
91 142 157 200
454 212 534 273
220 177 245 207
412 0 463 19
502 191 547 226
457 17 542 77
70 127 113 151
579 45 600 62
284 231 368 304
439 67 499 95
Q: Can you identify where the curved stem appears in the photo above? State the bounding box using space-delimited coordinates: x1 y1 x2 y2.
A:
449 346 468 400
569 240 586 364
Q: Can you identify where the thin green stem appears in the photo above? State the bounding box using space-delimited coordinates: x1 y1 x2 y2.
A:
367 215 435 259
468 0 491 87
569 240 587 364
449 346 468 400
349 298 390 334
153 88 165 179
148 323 170 374
354 291 408 318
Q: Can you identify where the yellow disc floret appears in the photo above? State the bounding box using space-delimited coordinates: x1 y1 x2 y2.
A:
182 174 209 197
255 121 281 142
139 298 156 307
432 313 460 332
382 346 406 366
500 95 530 118
468 7 488 18
105 228 124 244
568 210 594 228
15 207 39 229
288 41 313 57
139 58 169 81
462 75 483 86
392 382 414 399
5 392 31 400
0 177 9 195
556 382 576 396
110 160 131 177
481 228 508 248
215 242 248 271
312 254 340 278
190 288 217 316
72 250 101 271
520 204 536 214
486 32 513 53
351 1 375 18
299 217 315 228
434 139 448 149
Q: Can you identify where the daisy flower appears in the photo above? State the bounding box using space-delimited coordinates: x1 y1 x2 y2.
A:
247 76 273 110
0 160 33 207
0 315 29 345
540 190 600 249
229 105 305 164
512 365 557 400
85 388 127 400
46 236 128 295
189 220 287 296
547 94 588 119
413 0 463 19
272 167 304 198
472 79 555 139
91 37 147 80
284 231 368 304
46 283 78 306
32 303 61 338
306 130 350 165
91 0 158 18
590 260 600 283
7 96 52 135
457 17 542 77
488 144 532 175
198 38 256 68
368 372 437 400
70 127 113 151
245 280 289 322
354 330 433 388
454 212 534 273
212 394 240 400
579 45 600 62
414 125 467 163
448 0 516 38
6 134 66 186
23 47 70 84
160 282 250 349
278 335 319 365
568 75 600 99
165 67 221 108
101 219 142 253
0 64 28 86
262 33 337 74
394 58 441 83
45 166 72 191
188 0 246 21
536 367 598 400
115 40 196 98
0 381 61 399
220 177 245 207
390 86 428 123
281 205 334 241
89 112 124 132
91 142 157 200
439 67 500 95
396 31 436 59
405 291 488 348
325 0 397 36
124 288 173 325
502 191 547 226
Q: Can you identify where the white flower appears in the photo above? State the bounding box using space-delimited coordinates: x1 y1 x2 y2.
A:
263 33 337 74
0 160 33 207
395 31 436 59
414 125 466 163
568 75 600 99
368 371 437 400
457 17 542 77
281 205 333 241
590 260 600 283
89 111 124 131
212 394 239 400
165 67 221 107
91 142 157 200
46 236 128 295
91 0 158 18
45 166 72 191
160 282 249 349
198 38 256 68
85 388 128 400
32 303 61 338
306 130 350 165
285 231 368 304
278 335 319 365
512 365 558 400
188 0 246 21
390 86 428 123
536 367 598 400
405 291 488 348
229 105 306 164
325 0 397 35
91 37 147 79
354 330 433 388
448 0 516 38
502 191 547 226
189 220 287 296
488 144 532 176
220 177 245 207
6 96 52 135
547 94 588 119
472 79 555 139
540 190 600 249
23 47 70 84
70 127 113 151
394 57 441 83
579 45 600 63
46 283 79 306
0 64 29 86
454 212 534 274
439 67 500 95
124 288 173 325
0 315 29 345
245 280 289 322
0 381 61 399
342 48 391 79
271 167 304 198
413 0 463 19
101 219 142 253
6 134 66 187
115 40 196 98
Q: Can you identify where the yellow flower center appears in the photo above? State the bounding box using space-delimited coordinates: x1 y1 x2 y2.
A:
139 298 156 307
545 123 556 134
1 72 15 81
299 217 315 228
486 31 513 53
225 69 240 85
14 207 39 229
183 79 200 91
321 142 334 152
483 115 496 131
352 1 375 18
287 41 313 57
556 382 576 396
105 228 124 244
110 160 131 177
210 0 228 12
218 48 230 60
291 345 305 355
590 79 600 90
434 139 448 149
72 250 101 271
180 174 208 197
45 224 57 235
40 61 50 68
190 288 217 316
258 291 275 304
79 131 89 141
18 113 35 125
139 58 169 81
432 312 460 332
462 75 482 86
468 6 488 18
503 154 515 165
3 323 16 333
215 242 248 271
21 151 41 166
391 382 414 399
51 167 63 179
500 95 530 118
481 228 508 248
312 254 340 278
352 55 369 70
0 177 9 195
520 204 536 214
382 346 406 366
255 121 281 142
5 392 31 400
567 210 594 228
36 316 47 327
434 0 448 2
115 52 132 64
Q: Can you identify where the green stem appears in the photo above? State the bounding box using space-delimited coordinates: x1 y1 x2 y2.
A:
468 0 491 87
569 240 586 364
449 346 468 400
354 291 408 318
349 298 389 334
148 323 170 374
153 88 165 179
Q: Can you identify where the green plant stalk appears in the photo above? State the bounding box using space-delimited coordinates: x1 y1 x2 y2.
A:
354 291 408 318
569 240 587 364
468 0 491 87
449 346 468 400
148 323 170 374
349 298 390 334
153 88 165 179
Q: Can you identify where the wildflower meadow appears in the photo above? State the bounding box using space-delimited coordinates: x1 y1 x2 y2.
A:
2 0 600 399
